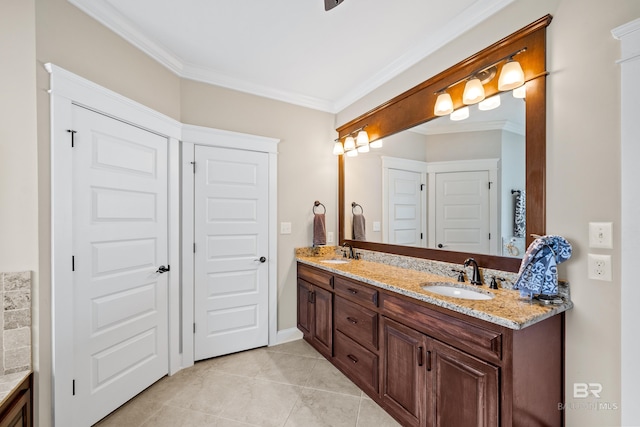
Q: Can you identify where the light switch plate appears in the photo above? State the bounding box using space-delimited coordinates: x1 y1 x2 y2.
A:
373 221 381 232
589 222 613 249
280 222 292 234
327 232 334 243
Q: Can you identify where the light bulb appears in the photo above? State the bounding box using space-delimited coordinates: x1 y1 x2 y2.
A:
332 141 344 155
370 138 383 149
450 106 469 121
344 136 356 151
357 143 370 153
346 148 358 157
434 92 454 116
498 60 525 91
513 85 526 99
462 78 485 105
356 130 369 147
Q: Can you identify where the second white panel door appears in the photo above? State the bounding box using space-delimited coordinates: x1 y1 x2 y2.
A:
194 145 269 360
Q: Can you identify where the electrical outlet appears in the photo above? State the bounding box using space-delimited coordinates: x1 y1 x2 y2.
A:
587 253 612 281
280 222 291 234
589 222 613 249
327 232 334 243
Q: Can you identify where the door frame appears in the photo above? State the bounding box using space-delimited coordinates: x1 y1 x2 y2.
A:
181 124 279 367
48 64 182 426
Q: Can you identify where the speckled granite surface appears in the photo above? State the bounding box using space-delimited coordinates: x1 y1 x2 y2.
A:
0 370 30 406
296 247 573 330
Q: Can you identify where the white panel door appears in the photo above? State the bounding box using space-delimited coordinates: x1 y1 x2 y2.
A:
194 145 269 360
387 168 423 246
71 106 169 426
435 171 490 253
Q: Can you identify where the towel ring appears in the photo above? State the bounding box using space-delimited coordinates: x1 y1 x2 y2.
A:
351 202 363 215
313 201 326 214
511 189 522 195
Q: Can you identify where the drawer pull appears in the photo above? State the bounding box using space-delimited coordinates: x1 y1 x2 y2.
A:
347 316 358 324
418 346 423 366
347 354 359 364
347 288 359 294
426 350 432 372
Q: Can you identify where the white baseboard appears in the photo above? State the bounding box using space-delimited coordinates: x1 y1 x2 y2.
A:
274 327 303 346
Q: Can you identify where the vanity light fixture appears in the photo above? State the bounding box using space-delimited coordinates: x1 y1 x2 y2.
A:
370 138 383 149
450 106 469 121
478 94 501 111
333 125 373 156
356 130 369 147
433 47 527 118
332 140 345 155
344 135 356 151
462 78 485 105
346 148 358 157
434 92 454 116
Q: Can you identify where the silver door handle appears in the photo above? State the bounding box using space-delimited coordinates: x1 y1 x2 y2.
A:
254 256 267 263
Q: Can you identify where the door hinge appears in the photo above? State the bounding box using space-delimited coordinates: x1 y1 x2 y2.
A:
190 161 196 173
72 256 75 272
72 379 76 396
67 129 77 148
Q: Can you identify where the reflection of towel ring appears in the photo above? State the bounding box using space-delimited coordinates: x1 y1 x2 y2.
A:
351 202 363 215
313 200 326 214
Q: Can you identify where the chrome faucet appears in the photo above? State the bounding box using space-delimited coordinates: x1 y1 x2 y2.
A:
463 258 482 286
342 243 355 259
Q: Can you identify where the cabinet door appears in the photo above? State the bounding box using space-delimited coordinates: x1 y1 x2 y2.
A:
312 286 333 357
297 279 313 337
381 316 427 427
428 339 499 427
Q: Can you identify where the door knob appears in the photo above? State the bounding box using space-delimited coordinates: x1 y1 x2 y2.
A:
156 265 170 274
254 256 267 263
437 244 444 248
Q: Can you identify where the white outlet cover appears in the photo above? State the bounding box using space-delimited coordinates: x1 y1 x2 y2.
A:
587 253 612 281
589 222 613 249
280 222 292 234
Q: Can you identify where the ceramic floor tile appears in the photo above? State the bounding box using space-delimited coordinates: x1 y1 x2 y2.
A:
218 378 303 427
284 388 361 427
255 351 319 386
265 339 324 359
93 394 163 427
304 359 361 396
204 347 271 377
140 406 220 426
356 397 402 427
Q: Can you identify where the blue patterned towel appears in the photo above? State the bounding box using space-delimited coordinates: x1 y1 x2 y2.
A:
513 235 572 298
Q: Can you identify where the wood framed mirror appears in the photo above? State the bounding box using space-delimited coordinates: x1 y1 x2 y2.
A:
337 15 551 272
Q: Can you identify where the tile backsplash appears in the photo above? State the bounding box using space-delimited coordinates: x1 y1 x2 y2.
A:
0 272 31 375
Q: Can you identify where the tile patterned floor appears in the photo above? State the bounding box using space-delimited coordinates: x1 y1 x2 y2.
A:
94 340 401 427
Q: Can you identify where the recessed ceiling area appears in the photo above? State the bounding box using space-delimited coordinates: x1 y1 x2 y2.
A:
68 0 515 113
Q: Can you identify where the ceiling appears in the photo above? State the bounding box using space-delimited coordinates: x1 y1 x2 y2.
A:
68 0 515 113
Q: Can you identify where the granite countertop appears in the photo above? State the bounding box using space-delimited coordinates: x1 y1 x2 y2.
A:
0 370 31 406
296 248 573 330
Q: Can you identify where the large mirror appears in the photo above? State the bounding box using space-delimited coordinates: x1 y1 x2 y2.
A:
337 16 551 272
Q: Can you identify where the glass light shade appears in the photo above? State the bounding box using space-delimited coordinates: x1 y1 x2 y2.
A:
450 106 469 121
498 60 525 91
356 130 369 147
343 136 356 151
434 92 454 116
462 78 485 105
332 141 344 155
357 143 370 153
513 85 526 99
346 148 358 157
478 94 501 111
370 138 383 149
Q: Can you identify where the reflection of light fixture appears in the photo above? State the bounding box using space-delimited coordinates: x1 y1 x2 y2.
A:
498 59 525 91
370 138 383 149
450 107 469 121
346 148 358 157
479 94 501 111
357 143 370 153
513 85 526 99
463 78 485 105
332 141 344 155
434 92 454 116
432 47 528 118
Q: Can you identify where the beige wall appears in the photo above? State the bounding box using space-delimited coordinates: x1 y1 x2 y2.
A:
336 0 640 425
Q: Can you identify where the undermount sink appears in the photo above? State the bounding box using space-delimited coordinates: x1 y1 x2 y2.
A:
320 259 350 264
422 282 494 300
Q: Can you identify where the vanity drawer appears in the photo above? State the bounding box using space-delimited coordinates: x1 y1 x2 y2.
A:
297 263 333 291
381 294 503 363
334 276 378 308
334 331 379 397
335 296 378 351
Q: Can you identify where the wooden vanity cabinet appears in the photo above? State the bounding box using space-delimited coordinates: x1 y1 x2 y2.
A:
0 374 32 427
296 263 564 427
297 264 334 358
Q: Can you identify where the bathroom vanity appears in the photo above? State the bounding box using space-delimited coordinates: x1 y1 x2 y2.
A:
0 373 32 427
296 250 570 427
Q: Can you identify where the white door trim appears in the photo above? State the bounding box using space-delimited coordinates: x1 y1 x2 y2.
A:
48 64 182 426
181 124 279 367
